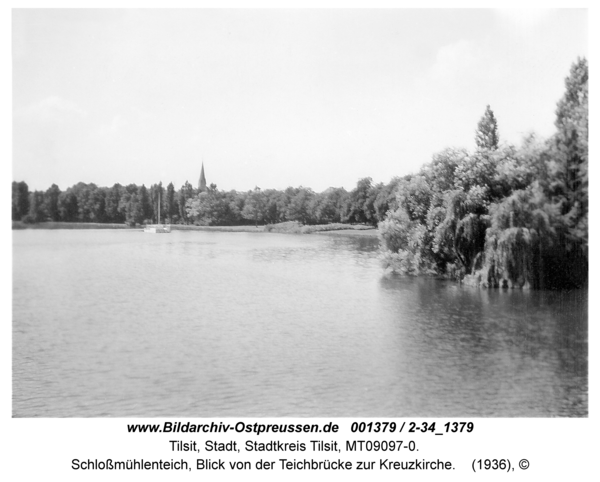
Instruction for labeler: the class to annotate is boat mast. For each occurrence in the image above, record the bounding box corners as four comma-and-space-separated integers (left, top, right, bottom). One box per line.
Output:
158, 190, 161, 224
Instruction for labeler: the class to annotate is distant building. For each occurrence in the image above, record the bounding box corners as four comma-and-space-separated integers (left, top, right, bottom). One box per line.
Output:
198, 163, 207, 192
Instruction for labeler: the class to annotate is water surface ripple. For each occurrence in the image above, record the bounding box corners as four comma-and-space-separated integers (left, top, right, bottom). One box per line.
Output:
13, 230, 587, 417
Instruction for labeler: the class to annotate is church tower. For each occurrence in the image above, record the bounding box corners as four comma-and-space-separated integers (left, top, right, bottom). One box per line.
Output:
198, 162, 207, 192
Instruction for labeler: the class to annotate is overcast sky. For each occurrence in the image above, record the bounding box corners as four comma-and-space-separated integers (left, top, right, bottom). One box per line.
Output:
12, 8, 587, 193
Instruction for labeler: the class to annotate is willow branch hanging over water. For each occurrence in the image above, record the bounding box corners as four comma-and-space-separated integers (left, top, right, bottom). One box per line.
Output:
380, 58, 588, 290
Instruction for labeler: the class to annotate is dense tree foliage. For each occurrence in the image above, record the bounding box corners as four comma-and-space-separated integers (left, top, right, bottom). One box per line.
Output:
241, 187, 267, 226
164, 182, 177, 223
12, 181, 30, 221
105, 183, 124, 223
186, 184, 241, 226
44, 184, 61, 222
12, 175, 383, 230
380, 58, 588, 289
26, 191, 46, 223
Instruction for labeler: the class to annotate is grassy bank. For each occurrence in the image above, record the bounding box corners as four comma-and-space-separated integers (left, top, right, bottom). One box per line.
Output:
264, 221, 377, 236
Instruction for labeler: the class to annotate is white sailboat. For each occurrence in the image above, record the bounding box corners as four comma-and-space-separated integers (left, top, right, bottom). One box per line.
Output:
144, 189, 171, 233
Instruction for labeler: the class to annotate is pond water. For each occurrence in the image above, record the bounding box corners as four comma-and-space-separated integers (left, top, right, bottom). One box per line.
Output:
12, 229, 587, 417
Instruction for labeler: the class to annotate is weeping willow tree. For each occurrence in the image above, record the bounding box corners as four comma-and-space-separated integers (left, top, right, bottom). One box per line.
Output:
473, 187, 557, 289
475, 58, 588, 290
380, 148, 496, 278
477, 183, 586, 289
432, 187, 489, 276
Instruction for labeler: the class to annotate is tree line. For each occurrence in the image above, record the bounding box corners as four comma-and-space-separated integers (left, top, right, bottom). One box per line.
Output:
12, 175, 399, 228
379, 58, 587, 290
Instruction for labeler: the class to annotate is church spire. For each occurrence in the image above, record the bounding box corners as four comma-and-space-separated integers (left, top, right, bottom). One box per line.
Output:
198, 162, 207, 192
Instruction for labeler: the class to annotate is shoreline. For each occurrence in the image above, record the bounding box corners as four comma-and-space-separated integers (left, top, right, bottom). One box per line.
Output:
12, 221, 379, 237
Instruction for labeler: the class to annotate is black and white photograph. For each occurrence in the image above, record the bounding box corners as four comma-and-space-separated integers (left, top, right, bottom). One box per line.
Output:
11, 7, 588, 423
